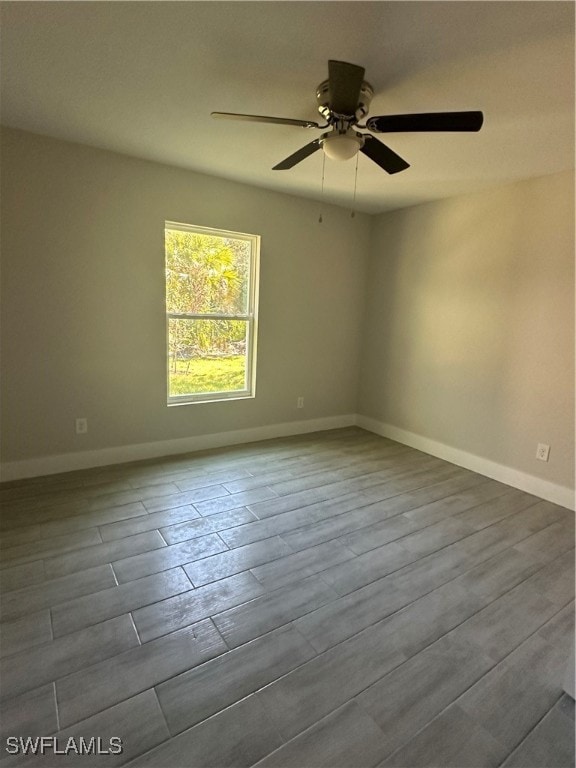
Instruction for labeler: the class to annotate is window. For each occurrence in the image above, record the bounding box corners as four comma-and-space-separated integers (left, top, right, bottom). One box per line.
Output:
165, 221, 260, 404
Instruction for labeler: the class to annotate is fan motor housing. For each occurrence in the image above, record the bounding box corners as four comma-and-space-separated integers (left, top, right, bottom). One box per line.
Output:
316, 78, 374, 123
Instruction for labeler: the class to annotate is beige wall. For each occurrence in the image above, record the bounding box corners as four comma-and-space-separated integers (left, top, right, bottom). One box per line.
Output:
359, 170, 575, 489
0, 128, 369, 462
2, 127, 574, 494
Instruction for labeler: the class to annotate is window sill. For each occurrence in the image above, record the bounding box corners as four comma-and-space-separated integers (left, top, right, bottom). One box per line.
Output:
167, 391, 255, 406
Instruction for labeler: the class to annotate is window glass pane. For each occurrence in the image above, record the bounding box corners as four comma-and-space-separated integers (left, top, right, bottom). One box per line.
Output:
165, 229, 250, 315
168, 318, 248, 397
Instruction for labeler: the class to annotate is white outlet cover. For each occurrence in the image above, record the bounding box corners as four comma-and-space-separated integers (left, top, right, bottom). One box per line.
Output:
536, 443, 550, 461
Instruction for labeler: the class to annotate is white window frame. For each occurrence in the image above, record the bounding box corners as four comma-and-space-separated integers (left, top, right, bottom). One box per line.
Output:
165, 221, 260, 406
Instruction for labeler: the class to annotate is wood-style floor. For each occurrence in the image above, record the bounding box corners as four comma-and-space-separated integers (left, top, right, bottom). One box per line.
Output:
0, 428, 574, 768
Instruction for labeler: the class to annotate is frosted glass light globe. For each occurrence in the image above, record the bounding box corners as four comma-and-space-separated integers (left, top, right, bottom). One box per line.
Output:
322, 133, 362, 161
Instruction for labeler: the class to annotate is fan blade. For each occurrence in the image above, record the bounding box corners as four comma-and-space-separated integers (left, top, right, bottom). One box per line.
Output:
366, 111, 484, 133
360, 135, 410, 174
328, 60, 365, 116
212, 112, 320, 129
273, 139, 323, 170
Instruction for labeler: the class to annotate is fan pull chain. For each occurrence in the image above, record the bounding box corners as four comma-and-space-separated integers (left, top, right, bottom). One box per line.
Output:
319, 152, 326, 223
351, 152, 359, 218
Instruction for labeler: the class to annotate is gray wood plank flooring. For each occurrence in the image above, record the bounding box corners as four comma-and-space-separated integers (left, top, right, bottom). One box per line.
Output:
0, 427, 573, 767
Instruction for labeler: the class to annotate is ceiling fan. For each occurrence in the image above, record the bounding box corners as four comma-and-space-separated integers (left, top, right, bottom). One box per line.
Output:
212, 60, 484, 174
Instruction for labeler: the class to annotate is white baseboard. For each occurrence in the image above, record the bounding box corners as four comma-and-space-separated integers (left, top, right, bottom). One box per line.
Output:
356, 415, 575, 512
3, 413, 574, 512
0, 414, 356, 482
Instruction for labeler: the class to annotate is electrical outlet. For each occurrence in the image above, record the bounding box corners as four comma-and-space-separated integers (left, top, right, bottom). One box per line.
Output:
297, 397, 304, 409
75, 418, 88, 435
536, 443, 550, 462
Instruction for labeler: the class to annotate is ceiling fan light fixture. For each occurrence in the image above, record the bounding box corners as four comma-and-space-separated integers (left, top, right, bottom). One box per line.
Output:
322, 132, 363, 161
212, 60, 483, 173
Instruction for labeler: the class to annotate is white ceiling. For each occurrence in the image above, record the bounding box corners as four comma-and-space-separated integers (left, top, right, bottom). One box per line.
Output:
1, 1, 574, 213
